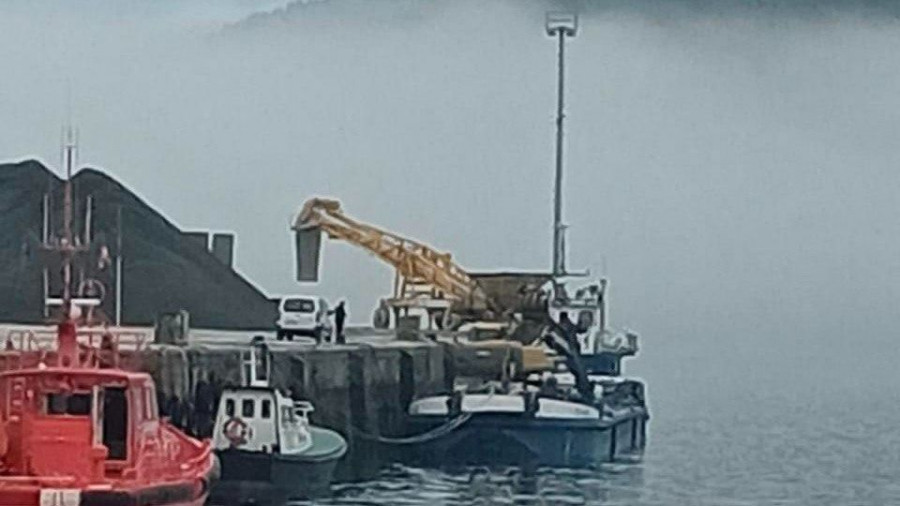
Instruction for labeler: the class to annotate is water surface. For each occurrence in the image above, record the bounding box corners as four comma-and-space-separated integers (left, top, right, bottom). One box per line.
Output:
302, 337, 900, 505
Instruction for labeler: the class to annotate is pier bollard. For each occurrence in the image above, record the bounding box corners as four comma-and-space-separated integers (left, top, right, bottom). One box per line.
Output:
447, 389, 463, 416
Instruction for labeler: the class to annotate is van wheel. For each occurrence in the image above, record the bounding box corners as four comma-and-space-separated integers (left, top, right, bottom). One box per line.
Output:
286, 332, 294, 341
276, 330, 286, 341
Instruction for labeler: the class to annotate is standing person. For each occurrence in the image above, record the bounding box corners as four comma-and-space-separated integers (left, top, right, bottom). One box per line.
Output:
167, 395, 184, 430
208, 372, 223, 413
557, 312, 582, 353
193, 373, 215, 438
329, 301, 347, 345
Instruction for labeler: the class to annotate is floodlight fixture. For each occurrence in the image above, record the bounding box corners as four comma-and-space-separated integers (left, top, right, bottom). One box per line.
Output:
546, 12, 578, 37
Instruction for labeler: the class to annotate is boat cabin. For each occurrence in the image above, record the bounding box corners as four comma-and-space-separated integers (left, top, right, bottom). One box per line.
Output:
212, 387, 314, 455
545, 278, 640, 376
0, 366, 190, 484
213, 341, 314, 455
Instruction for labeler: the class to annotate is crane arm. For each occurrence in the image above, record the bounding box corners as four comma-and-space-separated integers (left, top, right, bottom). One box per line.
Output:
292, 198, 490, 309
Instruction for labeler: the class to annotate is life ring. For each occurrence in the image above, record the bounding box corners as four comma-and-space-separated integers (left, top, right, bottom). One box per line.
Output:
222, 417, 252, 447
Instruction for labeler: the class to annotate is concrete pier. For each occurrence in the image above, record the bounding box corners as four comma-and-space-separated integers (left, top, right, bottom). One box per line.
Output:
0, 323, 514, 479
142, 329, 448, 480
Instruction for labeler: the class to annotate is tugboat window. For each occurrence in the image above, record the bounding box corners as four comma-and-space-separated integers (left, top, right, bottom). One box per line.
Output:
103, 387, 128, 460
261, 399, 271, 419
225, 399, 235, 417
46, 393, 91, 415
68, 393, 90, 415
47, 393, 68, 414
242, 399, 255, 418
578, 310, 594, 329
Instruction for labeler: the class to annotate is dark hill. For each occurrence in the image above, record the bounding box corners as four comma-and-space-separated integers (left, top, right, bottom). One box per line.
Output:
0, 159, 276, 329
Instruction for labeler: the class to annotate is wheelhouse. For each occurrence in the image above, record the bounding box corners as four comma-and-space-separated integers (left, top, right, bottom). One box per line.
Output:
212, 387, 314, 456
0, 367, 180, 483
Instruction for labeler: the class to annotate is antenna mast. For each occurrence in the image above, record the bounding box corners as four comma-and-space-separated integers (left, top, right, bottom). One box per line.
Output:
61, 126, 77, 314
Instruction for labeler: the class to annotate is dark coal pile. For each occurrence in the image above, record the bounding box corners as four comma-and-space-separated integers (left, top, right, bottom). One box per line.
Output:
0, 159, 276, 329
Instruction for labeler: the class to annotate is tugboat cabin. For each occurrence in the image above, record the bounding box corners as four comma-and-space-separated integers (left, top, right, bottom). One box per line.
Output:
212, 387, 314, 455
2, 368, 148, 476
208, 342, 347, 504
0, 366, 211, 504
211, 339, 314, 456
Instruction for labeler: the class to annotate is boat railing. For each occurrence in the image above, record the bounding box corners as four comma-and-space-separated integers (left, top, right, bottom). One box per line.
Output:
0, 475, 78, 487
3, 327, 150, 352
294, 400, 314, 421
2, 330, 45, 352
163, 421, 213, 473
120, 425, 210, 481
0, 327, 151, 371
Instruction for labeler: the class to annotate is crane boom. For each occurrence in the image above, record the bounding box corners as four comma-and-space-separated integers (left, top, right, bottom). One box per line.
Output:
292, 198, 492, 315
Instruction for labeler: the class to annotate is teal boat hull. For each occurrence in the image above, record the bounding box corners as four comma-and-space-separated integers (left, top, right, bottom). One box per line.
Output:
210, 426, 347, 505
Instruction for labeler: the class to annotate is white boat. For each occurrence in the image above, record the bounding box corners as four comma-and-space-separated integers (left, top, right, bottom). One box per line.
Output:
407, 372, 647, 467
406, 276, 648, 468
209, 342, 347, 504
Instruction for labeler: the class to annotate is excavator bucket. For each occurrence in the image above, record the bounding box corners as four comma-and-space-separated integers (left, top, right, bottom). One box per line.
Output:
295, 197, 341, 228
295, 227, 322, 282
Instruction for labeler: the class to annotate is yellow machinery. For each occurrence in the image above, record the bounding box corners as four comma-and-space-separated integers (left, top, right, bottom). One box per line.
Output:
291, 197, 555, 376
451, 339, 556, 378
292, 198, 496, 328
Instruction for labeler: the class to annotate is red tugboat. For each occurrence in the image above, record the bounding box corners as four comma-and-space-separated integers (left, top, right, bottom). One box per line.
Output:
0, 319, 216, 506
0, 133, 216, 505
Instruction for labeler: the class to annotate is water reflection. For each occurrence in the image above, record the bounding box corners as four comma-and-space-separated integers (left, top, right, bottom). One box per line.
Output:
293, 463, 645, 506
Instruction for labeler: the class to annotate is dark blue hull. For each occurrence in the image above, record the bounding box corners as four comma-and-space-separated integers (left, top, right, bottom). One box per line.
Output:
210, 448, 342, 505
406, 409, 648, 468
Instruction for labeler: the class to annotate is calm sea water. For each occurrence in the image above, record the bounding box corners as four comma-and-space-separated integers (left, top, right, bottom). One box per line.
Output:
298, 335, 900, 506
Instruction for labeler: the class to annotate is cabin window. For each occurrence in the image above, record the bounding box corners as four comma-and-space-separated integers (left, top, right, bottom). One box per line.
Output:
46, 393, 91, 416
103, 388, 128, 460
281, 406, 296, 423
261, 399, 272, 419
578, 310, 594, 329
242, 399, 255, 418
225, 399, 235, 417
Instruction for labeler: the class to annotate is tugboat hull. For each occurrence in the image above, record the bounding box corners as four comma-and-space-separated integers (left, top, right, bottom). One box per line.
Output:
406, 410, 648, 468
0, 485, 208, 506
210, 427, 346, 505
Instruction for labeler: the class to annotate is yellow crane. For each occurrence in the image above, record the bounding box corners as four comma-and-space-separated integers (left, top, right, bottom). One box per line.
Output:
292, 198, 496, 328
291, 197, 557, 376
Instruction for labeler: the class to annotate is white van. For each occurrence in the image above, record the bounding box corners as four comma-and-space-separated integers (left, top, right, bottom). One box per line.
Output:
276, 296, 332, 341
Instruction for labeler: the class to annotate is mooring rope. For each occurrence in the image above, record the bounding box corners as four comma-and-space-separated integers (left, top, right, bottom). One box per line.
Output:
350, 387, 501, 445
350, 412, 473, 445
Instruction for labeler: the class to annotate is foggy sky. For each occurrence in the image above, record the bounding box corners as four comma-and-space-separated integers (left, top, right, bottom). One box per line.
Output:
2, 0, 899, 395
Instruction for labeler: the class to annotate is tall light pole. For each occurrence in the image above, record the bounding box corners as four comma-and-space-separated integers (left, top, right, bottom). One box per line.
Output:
546, 12, 577, 278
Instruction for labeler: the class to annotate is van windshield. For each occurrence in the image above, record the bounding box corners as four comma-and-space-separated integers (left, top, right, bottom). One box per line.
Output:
283, 298, 315, 313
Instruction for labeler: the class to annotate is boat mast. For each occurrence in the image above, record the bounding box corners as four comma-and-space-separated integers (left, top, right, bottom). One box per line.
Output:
115, 205, 123, 326
61, 126, 77, 316
56, 126, 81, 366
546, 13, 578, 278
